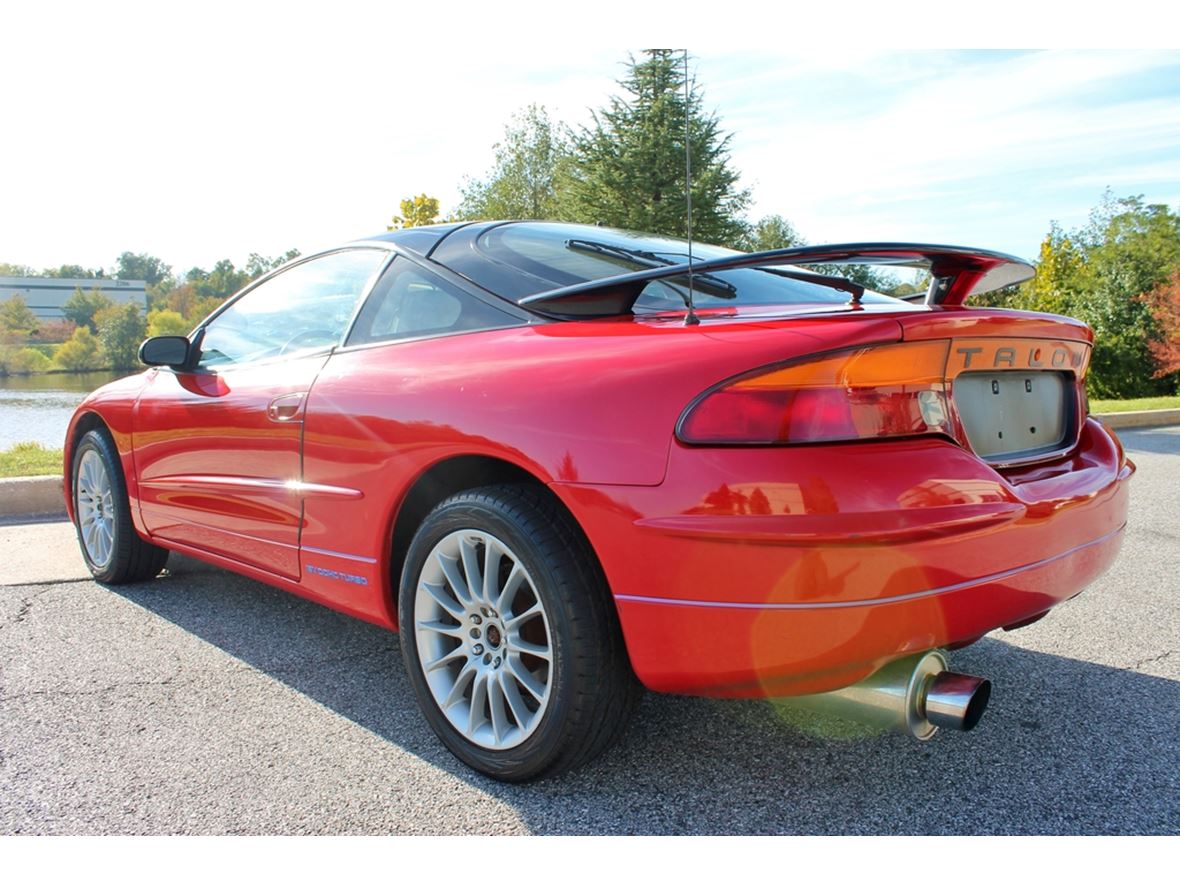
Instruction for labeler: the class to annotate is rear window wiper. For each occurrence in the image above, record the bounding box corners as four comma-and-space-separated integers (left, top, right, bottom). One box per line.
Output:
566, 238, 738, 299
755, 266, 866, 300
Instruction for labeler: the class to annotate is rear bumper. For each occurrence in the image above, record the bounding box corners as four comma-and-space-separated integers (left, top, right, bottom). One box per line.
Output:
553, 417, 1133, 698
612, 522, 1123, 697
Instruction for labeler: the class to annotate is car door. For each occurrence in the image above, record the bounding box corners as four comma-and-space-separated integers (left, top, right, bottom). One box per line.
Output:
132, 248, 390, 579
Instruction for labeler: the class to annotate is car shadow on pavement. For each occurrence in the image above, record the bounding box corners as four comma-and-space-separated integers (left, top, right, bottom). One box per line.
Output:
108, 555, 1179, 835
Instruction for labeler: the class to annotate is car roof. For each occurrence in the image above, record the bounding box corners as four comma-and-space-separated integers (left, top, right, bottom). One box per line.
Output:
364, 222, 475, 255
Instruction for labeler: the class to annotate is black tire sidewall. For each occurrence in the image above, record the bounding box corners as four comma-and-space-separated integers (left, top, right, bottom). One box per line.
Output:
398, 489, 589, 781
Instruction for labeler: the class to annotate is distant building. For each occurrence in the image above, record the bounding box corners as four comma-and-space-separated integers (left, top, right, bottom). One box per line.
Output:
0, 277, 147, 321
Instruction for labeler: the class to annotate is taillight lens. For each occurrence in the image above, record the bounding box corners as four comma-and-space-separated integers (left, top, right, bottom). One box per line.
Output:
678, 340, 953, 445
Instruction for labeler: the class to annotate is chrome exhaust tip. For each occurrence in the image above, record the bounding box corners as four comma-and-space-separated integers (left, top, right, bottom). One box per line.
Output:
786, 651, 991, 740
925, 671, 991, 732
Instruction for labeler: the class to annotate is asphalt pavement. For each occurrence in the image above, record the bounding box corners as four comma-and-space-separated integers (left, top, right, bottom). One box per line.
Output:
1, 428, 1178, 835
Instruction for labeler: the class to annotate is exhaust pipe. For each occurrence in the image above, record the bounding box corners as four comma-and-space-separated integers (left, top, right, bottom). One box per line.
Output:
787, 651, 990, 740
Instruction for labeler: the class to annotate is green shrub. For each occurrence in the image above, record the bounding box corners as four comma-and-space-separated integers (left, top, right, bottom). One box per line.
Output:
8, 347, 53, 374
53, 326, 105, 371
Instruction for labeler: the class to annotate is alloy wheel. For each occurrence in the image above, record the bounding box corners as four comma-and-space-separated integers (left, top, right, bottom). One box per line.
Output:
413, 529, 554, 750
76, 448, 115, 569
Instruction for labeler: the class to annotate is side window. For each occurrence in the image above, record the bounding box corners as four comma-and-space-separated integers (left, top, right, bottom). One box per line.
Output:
346, 258, 516, 346
198, 249, 387, 369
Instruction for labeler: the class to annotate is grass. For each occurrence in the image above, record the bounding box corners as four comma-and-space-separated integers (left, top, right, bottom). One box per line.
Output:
1091, 395, 1180, 414
0, 442, 64, 478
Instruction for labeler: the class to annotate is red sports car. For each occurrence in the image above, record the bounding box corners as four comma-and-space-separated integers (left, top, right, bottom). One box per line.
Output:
64, 221, 1133, 780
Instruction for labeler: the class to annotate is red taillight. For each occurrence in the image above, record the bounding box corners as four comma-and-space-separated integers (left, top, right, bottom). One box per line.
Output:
678, 341, 953, 445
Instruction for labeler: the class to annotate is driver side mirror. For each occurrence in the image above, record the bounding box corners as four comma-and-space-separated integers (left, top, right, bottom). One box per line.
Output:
138, 336, 193, 370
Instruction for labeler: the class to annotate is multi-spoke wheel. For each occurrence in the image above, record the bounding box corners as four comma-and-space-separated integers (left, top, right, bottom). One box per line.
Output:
71, 429, 169, 583
399, 484, 640, 781
415, 529, 553, 749
76, 447, 116, 570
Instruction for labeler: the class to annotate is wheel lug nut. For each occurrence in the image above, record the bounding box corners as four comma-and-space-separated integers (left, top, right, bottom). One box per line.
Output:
472, 644, 484, 655
480, 607, 489, 617
493, 657, 502, 668
470, 614, 482, 625
469, 627, 481, 639
483, 653, 492, 664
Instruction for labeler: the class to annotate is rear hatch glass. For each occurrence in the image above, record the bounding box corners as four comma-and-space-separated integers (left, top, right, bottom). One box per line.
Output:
472, 223, 907, 309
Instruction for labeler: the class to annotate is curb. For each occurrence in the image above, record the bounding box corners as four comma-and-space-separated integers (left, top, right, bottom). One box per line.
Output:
1095, 409, 1180, 430
0, 475, 66, 519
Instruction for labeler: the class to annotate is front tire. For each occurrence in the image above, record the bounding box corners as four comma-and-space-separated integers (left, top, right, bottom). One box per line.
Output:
72, 429, 169, 584
399, 484, 639, 781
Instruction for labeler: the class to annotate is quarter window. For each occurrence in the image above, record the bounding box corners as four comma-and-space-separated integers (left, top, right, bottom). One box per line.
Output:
198, 250, 387, 368
346, 258, 515, 346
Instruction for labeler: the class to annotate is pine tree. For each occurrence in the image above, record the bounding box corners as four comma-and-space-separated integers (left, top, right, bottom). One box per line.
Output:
562, 51, 750, 246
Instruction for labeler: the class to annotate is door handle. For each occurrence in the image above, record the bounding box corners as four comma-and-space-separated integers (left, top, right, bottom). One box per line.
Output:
267, 393, 305, 423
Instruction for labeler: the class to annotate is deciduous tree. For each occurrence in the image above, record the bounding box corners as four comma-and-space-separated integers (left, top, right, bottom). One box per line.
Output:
736, 215, 805, 252
981, 192, 1180, 397
94, 302, 147, 370
42, 264, 103, 279
245, 249, 301, 279
146, 309, 191, 338
1143, 270, 1180, 383
53, 326, 103, 371
457, 106, 569, 221
0, 295, 39, 334
31, 319, 77, 344
158, 283, 223, 323
116, 252, 172, 286
389, 194, 442, 230
61, 287, 114, 333
187, 260, 251, 300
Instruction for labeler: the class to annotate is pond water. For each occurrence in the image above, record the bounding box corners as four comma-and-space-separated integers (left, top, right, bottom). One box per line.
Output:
0, 372, 130, 450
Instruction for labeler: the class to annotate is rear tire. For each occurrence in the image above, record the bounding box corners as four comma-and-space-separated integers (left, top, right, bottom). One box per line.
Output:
398, 484, 640, 781
72, 429, 169, 584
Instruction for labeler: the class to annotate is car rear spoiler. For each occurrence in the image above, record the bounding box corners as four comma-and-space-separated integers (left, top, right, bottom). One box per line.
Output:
517, 243, 1035, 318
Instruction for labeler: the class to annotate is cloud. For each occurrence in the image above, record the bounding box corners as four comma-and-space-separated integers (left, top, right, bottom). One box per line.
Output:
707, 50, 1180, 253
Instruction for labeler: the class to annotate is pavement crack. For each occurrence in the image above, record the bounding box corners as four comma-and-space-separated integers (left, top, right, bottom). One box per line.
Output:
0, 577, 94, 589
0, 678, 191, 704
0, 654, 186, 703
1140, 529, 1180, 544
0, 586, 57, 631
1127, 650, 1174, 672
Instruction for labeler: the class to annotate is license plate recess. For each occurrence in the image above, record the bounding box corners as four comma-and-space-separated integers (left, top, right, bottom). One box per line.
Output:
952, 371, 1069, 460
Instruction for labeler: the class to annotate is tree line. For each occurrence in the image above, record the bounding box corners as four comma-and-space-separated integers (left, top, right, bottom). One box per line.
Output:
0, 249, 298, 374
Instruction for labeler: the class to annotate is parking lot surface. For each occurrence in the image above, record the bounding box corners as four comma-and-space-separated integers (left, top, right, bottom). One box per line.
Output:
1, 427, 1177, 835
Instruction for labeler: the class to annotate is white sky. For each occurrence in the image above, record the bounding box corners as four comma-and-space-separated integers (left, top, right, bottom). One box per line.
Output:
3, 1, 1179, 275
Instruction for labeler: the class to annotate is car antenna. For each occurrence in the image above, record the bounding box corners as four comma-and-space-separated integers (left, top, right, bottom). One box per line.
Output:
682, 48, 700, 327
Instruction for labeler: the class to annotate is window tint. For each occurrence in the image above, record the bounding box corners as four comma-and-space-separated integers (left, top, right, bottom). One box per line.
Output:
471, 223, 899, 308
198, 250, 387, 368
346, 258, 515, 346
